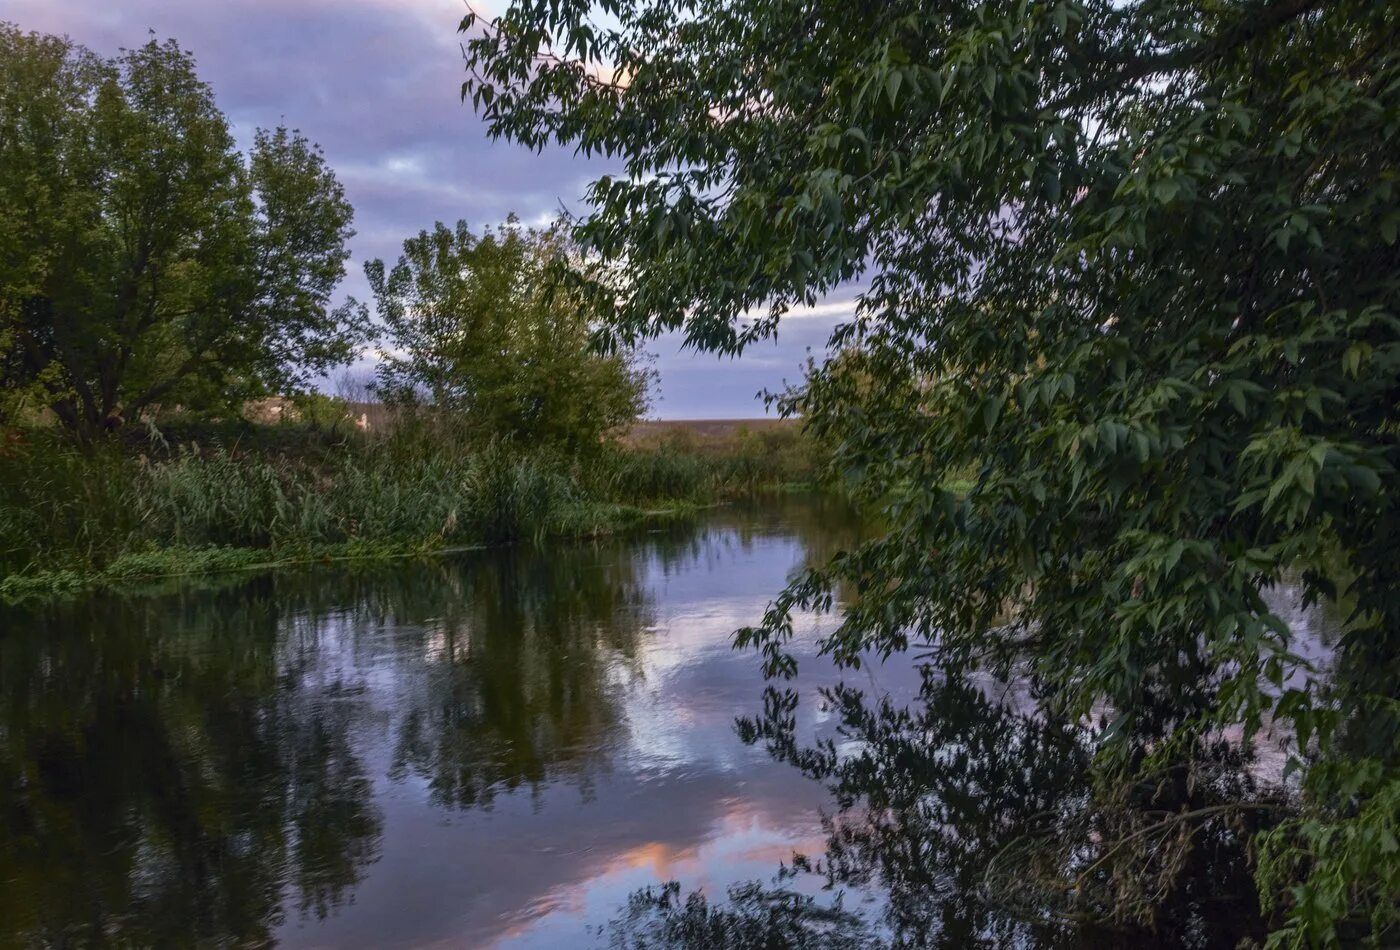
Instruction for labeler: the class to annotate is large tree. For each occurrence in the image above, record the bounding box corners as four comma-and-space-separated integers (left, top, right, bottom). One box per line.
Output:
366, 219, 649, 452
461, 0, 1399, 943
0, 26, 367, 436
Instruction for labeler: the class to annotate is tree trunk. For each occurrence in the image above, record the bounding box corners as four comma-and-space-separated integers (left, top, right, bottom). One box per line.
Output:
50, 390, 116, 442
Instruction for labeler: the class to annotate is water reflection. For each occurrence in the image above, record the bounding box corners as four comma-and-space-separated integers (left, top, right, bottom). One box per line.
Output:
609, 577, 1341, 950
0, 496, 866, 947
0, 584, 381, 946
702, 674, 1270, 949
0, 496, 1329, 948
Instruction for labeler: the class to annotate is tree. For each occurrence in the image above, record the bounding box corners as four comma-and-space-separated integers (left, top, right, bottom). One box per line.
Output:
366, 218, 649, 452
0, 27, 99, 429
0, 26, 368, 437
461, 0, 1400, 943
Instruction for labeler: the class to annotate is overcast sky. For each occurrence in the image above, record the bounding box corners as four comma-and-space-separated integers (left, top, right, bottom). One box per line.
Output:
4, 0, 853, 418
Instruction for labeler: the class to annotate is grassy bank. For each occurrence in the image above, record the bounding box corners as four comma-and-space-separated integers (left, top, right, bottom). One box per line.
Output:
0, 416, 820, 600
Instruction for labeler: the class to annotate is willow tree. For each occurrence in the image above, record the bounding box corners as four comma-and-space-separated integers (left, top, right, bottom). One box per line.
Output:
461, 0, 1399, 942
0, 27, 367, 436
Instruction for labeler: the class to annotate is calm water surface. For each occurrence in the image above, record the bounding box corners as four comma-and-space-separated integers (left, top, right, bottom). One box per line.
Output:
0, 497, 1342, 948
1, 497, 878, 947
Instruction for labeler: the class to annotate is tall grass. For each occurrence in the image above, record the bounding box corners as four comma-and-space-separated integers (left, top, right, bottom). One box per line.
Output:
593, 424, 821, 501
0, 439, 144, 575
0, 416, 820, 585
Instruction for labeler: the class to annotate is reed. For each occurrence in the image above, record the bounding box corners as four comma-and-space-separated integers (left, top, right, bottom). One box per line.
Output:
0, 417, 820, 592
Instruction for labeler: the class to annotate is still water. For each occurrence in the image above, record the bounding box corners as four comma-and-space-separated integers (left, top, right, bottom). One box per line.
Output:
0, 497, 1340, 948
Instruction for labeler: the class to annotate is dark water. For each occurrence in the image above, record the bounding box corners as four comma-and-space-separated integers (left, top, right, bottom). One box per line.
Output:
0, 497, 1341, 948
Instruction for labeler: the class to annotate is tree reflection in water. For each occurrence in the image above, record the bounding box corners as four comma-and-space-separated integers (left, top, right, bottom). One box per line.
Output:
0, 585, 382, 946
0, 497, 1288, 947
377, 543, 656, 809
611, 670, 1272, 949
0, 517, 673, 945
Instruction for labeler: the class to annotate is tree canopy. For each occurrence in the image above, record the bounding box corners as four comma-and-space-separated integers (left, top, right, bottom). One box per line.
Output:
461, 0, 1400, 942
0, 26, 367, 435
366, 219, 649, 452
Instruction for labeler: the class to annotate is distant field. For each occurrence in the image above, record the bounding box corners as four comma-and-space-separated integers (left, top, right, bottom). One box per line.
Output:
623, 417, 799, 445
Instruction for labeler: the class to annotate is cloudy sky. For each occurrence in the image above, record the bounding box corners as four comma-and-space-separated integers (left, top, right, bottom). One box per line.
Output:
5, 0, 853, 418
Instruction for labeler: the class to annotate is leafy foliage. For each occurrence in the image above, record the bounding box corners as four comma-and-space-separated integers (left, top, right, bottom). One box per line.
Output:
366, 218, 649, 453
0, 26, 367, 435
461, 0, 1400, 941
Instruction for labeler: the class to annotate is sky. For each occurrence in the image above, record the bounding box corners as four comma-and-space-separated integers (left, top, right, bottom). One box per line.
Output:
4, 0, 854, 418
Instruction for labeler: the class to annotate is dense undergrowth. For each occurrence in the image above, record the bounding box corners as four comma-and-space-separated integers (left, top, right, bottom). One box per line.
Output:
0, 416, 821, 599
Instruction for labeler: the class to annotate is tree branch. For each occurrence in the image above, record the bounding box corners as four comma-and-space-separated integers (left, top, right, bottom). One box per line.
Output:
1045, 0, 1327, 115
123, 351, 209, 419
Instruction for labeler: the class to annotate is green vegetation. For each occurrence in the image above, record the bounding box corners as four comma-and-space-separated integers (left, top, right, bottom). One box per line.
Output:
0, 24, 821, 600
463, 0, 1400, 944
612, 421, 821, 500
0, 26, 368, 437
367, 219, 649, 453
11, 0, 1394, 936
0, 416, 819, 599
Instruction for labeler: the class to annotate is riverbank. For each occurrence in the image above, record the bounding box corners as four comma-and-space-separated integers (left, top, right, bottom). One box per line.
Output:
0, 507, 694, 601
0, 417, 820, 601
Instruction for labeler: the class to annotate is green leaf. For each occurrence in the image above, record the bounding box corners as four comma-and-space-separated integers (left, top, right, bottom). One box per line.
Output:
886, 71, 902, 107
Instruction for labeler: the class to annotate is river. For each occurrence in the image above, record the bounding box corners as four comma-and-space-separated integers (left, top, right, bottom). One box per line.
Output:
0, 496, 1342, 948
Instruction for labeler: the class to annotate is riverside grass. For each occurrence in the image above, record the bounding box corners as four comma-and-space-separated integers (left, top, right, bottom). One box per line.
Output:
0, 419, 818, 600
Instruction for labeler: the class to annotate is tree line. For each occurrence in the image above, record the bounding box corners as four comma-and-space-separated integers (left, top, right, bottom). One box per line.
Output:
0, 24, 644, 447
